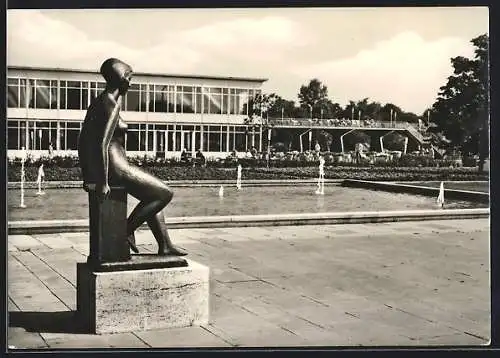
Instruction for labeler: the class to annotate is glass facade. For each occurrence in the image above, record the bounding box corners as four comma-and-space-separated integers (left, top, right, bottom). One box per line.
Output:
7, 72, 264, 155
7, 119, 259, 154
7, 76, 261, 116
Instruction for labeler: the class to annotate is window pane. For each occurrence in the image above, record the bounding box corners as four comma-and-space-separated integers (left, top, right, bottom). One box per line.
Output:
176, 91, 183, 113
66, 129, 79, 150
35, 80, 51, 109
209, 92, 222, 115
50, 80, 58, 109
147, 126, 154, 151
175, 131, 182, 151
81, 82, 89, 110
8, 82, 19, 107
27, 80, 35, 108
126, 84, 140, 111
140, 84, 148, 112
19, 80, 28, 108
223, 91, 229, 114
221, 132, 227, 152
166, 131, 174, 151
202, 131, 209, 152
19, 121, 27, 149
208, 132, 219, 151
37, 122, 50, 150
127, 130, 139, 150
59, 122, 66, 150
7, 121, 18, 150
60, 82, 67, 109
154, 86, 169, 112
66, 87, 80, 109
195, 87, 202, 113
182, 87, 194, 113
230, 90, 238, 115
235, 132, 246, 151
203, 89, 210, 114
238, 90, 248, 115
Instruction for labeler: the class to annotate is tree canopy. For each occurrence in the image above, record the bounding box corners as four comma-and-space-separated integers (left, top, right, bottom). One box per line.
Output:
244, 33, 489, 164
429, 34, 489, 159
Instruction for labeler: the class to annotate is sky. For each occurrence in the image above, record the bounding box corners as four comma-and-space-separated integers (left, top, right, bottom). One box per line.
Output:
7, 7, 488, 114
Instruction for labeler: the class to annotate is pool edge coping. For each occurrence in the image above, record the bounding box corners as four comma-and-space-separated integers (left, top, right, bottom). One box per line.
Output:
8, 208, 490, 235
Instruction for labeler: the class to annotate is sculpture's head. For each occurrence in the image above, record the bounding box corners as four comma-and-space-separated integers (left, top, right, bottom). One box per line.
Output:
100, 58, 133, 95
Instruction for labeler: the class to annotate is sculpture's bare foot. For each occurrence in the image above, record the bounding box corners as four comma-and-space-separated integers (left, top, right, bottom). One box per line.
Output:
158, 244, 188, 256
127, 234, 139, 253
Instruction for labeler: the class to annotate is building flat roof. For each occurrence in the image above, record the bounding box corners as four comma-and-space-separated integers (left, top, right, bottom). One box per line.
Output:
7, 65, 268, 83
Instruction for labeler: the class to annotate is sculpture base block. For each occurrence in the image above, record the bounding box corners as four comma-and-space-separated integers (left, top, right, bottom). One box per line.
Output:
77, 259, 209, 334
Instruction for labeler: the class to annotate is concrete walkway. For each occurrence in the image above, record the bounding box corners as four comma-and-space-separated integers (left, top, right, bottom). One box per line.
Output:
8, 219, 490, 348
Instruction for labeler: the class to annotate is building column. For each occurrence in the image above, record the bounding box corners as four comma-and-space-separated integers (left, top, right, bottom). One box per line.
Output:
200, 126, 204, 152
153, 126, 157, 156
259, 126, 263, 152
191, 130, 196, 156
172, 125, 177, 152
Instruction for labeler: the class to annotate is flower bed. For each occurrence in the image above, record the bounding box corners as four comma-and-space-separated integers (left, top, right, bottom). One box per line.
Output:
8, 164, 487, 182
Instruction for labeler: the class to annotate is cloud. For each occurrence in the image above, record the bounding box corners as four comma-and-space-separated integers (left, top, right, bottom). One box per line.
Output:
7, 10, 307, 76
8, 11, 483, 114
291, 31, 476, 113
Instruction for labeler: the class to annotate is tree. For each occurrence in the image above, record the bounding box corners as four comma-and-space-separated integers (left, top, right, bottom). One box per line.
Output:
298, 79, 329, 118
381, 103, 403, 123
316, 98, 343, 119
267, 96, 297, 119
430, 34, 489, 170
383, 132, 407, 151
245, 92, 278, 120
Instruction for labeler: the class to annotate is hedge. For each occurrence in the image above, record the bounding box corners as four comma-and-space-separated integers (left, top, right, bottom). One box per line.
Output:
8, 164, 487, 182
8, 153, 474, 169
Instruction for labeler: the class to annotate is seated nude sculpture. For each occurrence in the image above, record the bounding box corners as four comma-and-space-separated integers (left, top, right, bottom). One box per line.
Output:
78, 58, 187, 257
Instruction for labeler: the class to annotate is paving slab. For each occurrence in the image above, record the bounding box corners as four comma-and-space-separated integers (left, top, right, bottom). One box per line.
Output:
8, 235, 48, 251
135, 326, 232, 348
31, 234, 75, 249
8, 327, 48, 349
7, 219, 490, 348
42, 332, 150, 349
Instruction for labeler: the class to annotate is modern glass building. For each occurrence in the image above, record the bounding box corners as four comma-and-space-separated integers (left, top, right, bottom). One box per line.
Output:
7, 66, 267, 159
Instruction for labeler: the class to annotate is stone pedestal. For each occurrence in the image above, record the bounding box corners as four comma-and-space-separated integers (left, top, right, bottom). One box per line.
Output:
77, 258, 209, 334
87, 186, 130, 264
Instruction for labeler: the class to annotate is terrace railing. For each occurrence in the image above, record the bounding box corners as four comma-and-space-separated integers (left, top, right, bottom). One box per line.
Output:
266, 117, 426, 144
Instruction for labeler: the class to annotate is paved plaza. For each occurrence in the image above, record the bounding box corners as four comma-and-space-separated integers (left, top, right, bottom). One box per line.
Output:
8, 219, 490, 349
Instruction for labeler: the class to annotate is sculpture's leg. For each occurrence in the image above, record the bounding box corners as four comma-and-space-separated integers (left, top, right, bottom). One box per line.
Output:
126, 199, 166, 234
116, 161, 187, 256
147, 211, 187, 256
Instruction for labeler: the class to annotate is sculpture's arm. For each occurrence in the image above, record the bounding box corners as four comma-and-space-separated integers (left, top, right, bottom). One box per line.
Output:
99, 94, 122, 192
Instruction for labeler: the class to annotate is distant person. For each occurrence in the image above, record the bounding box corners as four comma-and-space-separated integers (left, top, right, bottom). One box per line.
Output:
48, 142, 54, 157
180, 148, 189, 163
195, 149, 206, 167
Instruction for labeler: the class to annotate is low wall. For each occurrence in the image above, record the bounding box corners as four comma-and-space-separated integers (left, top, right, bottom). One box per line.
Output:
341, 179, 489, 204
8, 208, 489, 235
8, 179, 342, 189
